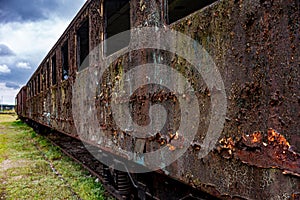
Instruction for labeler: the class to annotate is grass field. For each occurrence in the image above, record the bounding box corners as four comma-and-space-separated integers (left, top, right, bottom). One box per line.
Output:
0, 114, 111, 200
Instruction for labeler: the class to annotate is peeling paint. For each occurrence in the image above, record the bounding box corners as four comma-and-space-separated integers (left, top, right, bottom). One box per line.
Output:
16, 0, 300, 199
218, 128, 300, 177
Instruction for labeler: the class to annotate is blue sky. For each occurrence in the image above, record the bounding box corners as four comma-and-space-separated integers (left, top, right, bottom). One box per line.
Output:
0, 0, 86, 104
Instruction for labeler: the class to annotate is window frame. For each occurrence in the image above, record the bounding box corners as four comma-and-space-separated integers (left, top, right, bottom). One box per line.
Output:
61, 40, 69, 81
51, 55, 57, 86
76, 19, 90, 71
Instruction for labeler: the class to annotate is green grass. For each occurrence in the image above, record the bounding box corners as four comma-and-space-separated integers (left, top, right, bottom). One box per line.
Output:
0, 114, 112, 200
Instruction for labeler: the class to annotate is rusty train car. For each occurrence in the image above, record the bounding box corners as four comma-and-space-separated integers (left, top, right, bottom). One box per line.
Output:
16, 0, 299, 199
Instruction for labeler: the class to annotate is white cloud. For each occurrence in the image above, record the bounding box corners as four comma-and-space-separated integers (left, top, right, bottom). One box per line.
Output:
0, 82, 20, 105
0, 0, 86, 105
0, 17, 75, 93
16, 61, 31, 69
0, 18, 71, 65
0, 64, 11, 73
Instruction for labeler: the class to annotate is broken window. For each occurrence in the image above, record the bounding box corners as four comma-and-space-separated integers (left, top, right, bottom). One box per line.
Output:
77, 19, 89, 71
61, 41, 69, 80
52, 55, 57, 85
104, 0, 130, 55
168, 0, 217, 24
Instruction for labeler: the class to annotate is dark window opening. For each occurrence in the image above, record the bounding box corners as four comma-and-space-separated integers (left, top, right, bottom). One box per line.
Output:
168, 0, 217, 24
30, 82, 32, 97
77, 19, 89, 71
46, 62, 50, 88
31, 82, 33, 97
33, 79, 36, 96
38, 75, 40, 93
104, 0, 130, 55
41, 69, 44, 91
61, 41, 69, 80
51, 55, 57, 85
32, 79, 35, 96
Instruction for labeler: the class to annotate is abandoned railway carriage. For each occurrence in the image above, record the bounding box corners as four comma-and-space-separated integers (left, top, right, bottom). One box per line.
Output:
16, 0, 299, 199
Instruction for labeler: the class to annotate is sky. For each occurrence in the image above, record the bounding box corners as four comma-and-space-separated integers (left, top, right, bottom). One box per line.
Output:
0, 0, 86, 105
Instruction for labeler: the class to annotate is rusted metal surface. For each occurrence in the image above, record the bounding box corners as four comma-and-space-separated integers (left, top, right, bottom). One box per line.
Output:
218, 128, 300, 176
17, 0, 299, 199
23, 0, 100, 134
165, 0, 300, 198
16, 86, 27, 116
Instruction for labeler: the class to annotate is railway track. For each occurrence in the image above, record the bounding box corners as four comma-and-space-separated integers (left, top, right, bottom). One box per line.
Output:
43, 131, 129, 200
34, 127, 216, 200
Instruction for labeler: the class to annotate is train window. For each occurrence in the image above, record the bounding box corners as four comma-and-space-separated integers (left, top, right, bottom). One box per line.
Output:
29, 82, 32, 97
31, 80, 34, 96
104, 0, 130, 55
41, 69, 44, 92
35, 77, 37, 94
30, 82, 32, 97
28, 83, 30, 98
46, 61, 50, 88
35, 77, 38, 95
30, 81, 34, 97
38, 74, 41, 93
77, 19, 89, 71
33, 78, 36, 96
51, 55, 57, 85
61, 41, 69, 80
168, 0, 217, 24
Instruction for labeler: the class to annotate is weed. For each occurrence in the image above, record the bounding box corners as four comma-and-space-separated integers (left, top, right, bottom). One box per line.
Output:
0, 115, 111, 200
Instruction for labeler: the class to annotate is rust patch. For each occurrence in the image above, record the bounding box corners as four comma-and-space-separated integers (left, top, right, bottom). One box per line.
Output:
218, 128, 300, 177
217, 137, 235, 159
291, 193, 300, 200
